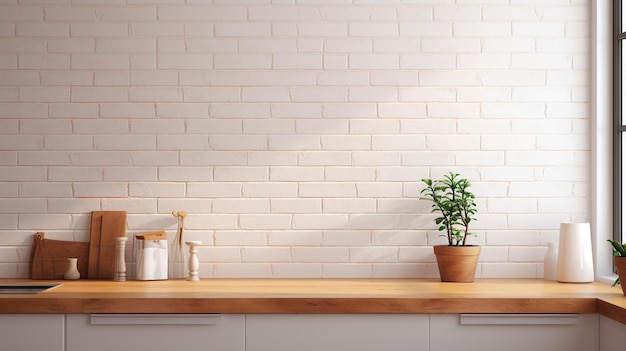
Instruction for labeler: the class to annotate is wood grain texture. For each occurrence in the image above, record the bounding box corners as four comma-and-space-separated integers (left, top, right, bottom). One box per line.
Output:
29, 232, 89, 280
0, 278, 623, 323
88, 211, 126, 280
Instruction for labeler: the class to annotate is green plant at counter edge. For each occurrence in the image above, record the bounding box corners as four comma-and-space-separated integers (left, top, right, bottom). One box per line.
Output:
608, 239, 626, 286
420, 172, 477, 246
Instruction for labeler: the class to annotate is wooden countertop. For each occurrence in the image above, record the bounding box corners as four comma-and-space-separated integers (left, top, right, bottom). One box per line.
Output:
1, 278, 625, 323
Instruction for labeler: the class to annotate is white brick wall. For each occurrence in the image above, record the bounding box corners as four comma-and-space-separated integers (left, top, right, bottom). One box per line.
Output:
0, 1, 591, 279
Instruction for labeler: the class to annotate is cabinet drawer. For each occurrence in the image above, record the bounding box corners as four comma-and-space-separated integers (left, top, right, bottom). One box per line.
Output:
66, 314, 244, 351
0, 314, 64, 351
246, 314, 429, 351
430, 314, 599, 351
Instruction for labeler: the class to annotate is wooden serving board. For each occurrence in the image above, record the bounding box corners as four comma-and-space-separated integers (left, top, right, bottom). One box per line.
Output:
29, 232, 89, 280
88, 211, 127, 280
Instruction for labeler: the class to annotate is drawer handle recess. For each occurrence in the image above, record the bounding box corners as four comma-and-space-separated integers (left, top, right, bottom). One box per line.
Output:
89, 314, 222, 325
460, 314, 579, 325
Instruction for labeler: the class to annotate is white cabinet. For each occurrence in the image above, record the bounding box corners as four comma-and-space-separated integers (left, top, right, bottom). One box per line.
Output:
430, 314, 599, 351
246, 314, 429, 351
66, 314, 244, 351
0, 314, 64, 351
599, 315, 626, 351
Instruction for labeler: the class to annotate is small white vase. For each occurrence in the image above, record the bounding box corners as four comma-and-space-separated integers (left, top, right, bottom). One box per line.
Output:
544, 242, 558, 281
556, 223, 594, 283
64, 257, 80, 280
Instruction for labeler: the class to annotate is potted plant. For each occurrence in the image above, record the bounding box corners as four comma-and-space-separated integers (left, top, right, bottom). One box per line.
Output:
607, 239, 626, 295
421, 172, 479, 282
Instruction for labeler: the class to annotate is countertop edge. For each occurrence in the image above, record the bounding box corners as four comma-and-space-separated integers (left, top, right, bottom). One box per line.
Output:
0, 278, 623, 324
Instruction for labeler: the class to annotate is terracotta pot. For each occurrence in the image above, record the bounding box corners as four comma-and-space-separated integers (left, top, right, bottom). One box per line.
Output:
614, 256, 626, 296
433, 245, 481, 282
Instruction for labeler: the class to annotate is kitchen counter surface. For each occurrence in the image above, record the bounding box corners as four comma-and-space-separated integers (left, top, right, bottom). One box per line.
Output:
0, 278, 625, 322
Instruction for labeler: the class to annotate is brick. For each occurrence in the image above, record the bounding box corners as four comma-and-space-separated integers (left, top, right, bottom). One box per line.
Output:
131, 120, 184, 134
269, 166, 324, 181
299, 151, 351, 166
0, 87, 17, 102
321, 135, 370, 150
71, 87, 128, 103
157, 5, 246, 21
241, 87, 290, 102
274, 54, 322, 69
0, 54, 16, 69
213, 199, 270, 214
422, 38, 481, 53
350, 247, 398, 263
16, 23, 69, 37
100, 103, 155, 118
299, 183, 356, 198
0, 199, 46, 214
71, 23, 128, 37
48, 166, 101, 181
184, 87, 241, 103
40, 71, 93, 86
19, 87, 69, 102
298, 23, 348, 37
428, 103, 480, 118
271, 199, 322, 214
0, 135, 43, 150
47, 38, 95, 53
248, 150, 298, 166
20, 119, 72, 134
19, 54, 69, 69
349, 54, 399, 69
94, 70, 130, 86
180, 150, 248, 166
352, 151, 400, 166
128, 182, 185, 198
184, 25, 215, 38
483, 38, 536, 53
324, 38, 372, 53
95, 7, 157, 21
323, 198, 376, 213
0, 6, 42, 21
242, 247, 291, 262
214, 232, 267, 246
131, 23, 184, 37
351, 120, 398, 135
240, 215, 292, 230
457, 53, 511, 69
215, 23, 271, 37
291, 247, 350, 262
187, 183, 242, 198
214, 167, 269, 182
156, 103, 209, 118
96, 38, 155, 53
250, 6, 321, 21
210, 135, 267, 151
239, 38, 296, 53
129, 87, 183, 102
512, 53, 572, 69
73, 182, 128, 198
102, 167, 157, 182
94, 135, 156, 150
158, 53, 212, 69
157, 134, 209, 150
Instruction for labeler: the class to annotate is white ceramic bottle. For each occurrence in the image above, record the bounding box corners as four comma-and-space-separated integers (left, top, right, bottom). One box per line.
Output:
544, 242, 558, 281
556, 222, 594, 283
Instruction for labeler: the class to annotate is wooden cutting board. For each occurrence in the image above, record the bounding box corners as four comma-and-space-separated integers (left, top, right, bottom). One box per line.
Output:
29, 232, 90, 280
88, 211, 127, 280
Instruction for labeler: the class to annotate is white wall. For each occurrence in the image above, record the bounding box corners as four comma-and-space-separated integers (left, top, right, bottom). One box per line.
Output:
0, 0, 591, 279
